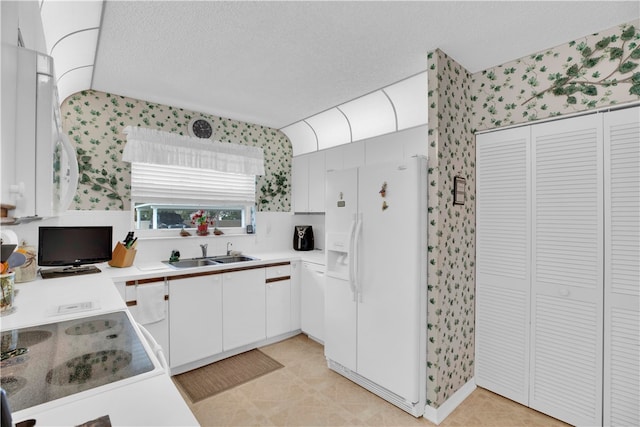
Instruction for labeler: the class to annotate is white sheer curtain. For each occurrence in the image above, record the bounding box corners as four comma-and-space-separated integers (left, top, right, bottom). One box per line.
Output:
122, 126, 265, 175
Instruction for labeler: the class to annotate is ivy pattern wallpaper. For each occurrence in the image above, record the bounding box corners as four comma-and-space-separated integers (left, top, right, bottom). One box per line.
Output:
60, 90, 292, 211
473, 20, 640, 131
57, 19, 638, 413
426, 49, 475, 408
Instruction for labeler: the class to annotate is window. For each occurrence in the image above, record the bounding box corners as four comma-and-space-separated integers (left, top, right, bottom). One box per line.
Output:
134, 203, 246, 230
130, 163, 256, 233
122, 126, 264, 235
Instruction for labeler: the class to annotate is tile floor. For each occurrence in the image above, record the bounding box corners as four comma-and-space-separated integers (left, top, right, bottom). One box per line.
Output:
173, 334, 569, 426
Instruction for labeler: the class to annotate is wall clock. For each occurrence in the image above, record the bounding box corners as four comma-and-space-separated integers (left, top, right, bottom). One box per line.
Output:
188, 118, 214, 139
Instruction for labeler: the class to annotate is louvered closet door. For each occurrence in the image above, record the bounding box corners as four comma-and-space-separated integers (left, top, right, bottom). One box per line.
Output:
603, 107, 640, 427
530, 115, 603, 426
475, 127, 530, 405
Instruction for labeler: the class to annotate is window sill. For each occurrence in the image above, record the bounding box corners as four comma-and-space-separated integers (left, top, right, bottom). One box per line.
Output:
135, 228, 254, 240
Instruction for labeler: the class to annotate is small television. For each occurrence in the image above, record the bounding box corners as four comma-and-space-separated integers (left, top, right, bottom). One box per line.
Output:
38, 226, 113, 278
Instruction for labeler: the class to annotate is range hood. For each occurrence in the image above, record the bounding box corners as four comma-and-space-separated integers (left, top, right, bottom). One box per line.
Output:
281, 71, 427, 156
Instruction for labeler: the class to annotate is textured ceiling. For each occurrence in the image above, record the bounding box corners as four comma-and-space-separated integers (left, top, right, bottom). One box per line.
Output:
92, 1, 639, 129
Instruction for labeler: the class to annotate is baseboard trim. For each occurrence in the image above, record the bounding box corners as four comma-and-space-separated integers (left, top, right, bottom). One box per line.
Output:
423, 378, 476, 425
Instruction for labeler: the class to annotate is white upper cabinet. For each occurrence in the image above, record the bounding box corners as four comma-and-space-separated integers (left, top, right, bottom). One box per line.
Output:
325, 141, 365, 172
292, 151, 325, 213
364, 125, 428, 166
307, 152, 326, 213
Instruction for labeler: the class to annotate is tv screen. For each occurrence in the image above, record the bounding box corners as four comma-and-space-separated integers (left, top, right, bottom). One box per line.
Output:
38, 226, 113, 268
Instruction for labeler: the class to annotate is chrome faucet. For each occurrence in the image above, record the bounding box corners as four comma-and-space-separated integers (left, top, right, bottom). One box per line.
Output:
200, 244, 208, 258
226, 242, 232, 256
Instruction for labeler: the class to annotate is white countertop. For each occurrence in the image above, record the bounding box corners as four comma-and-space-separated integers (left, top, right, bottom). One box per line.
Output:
1, 266, 199, 426
104, 248, 326, 282
2, 249, 323, 426
15, 374, 196, 427
1, 273, 125, 331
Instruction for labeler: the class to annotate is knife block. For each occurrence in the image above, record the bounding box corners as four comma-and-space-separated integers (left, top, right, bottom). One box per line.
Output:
108, 242, 136, 268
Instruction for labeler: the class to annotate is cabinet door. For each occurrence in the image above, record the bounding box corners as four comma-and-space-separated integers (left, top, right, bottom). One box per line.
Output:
325, 146, 344, 171
475, 127, 531, 406
326, 142, 365, 172
308, 151, 326, 212
169, 274, 222, 368
290, 261, 301, 330
342, 141, 365, 169
530, 115, 603, 426
603, 107, 640, 427
301, 262, 325, 341
266, 279, 291, 338
292, 155, 309, 213
222, 268, 266, 350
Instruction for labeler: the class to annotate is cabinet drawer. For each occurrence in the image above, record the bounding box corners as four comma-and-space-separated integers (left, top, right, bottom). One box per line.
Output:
266, 264, 291, 280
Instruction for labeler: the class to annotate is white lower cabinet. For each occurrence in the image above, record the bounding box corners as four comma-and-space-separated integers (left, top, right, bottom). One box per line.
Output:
292, 151, 326, 213
169, 274, 223, 368
266, 279, 291, 338
222, 268, 266, 350
266, 264, 292, 338
164, 261, 301, 371
301, 261, 325, 342
290, 261, 301, 330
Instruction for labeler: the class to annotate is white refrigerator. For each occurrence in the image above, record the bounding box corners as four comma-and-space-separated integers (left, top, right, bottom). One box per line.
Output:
324, 156, 427, 417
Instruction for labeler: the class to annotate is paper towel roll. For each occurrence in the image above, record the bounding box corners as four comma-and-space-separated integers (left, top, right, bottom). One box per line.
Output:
0, 230, 18, 246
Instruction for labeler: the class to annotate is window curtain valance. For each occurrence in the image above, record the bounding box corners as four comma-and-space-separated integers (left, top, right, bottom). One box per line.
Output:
122, 126, 265, 175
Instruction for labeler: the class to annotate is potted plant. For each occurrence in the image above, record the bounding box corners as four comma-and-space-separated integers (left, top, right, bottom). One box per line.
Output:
190, 210, 214, 236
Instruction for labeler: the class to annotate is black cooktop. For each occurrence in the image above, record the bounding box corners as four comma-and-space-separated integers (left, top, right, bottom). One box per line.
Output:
0, 311, 155, 412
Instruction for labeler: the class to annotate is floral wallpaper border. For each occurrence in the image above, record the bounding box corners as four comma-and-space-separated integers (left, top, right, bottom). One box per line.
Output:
61, 90, 292, 212
473, 20, 640, 131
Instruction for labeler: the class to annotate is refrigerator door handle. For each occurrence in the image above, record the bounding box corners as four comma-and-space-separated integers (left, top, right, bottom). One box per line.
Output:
353, 213, 363, 302
347, 215, 357, 300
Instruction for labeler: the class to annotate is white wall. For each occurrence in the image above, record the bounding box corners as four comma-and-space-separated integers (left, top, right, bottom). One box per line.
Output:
5, 210, 298, 264
292, 214, 325, 251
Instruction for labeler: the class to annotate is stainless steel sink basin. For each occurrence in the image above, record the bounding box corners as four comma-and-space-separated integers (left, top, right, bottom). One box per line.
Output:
163, 258, 218, 269
163, 255, 257, 269
209, 255, 257, 264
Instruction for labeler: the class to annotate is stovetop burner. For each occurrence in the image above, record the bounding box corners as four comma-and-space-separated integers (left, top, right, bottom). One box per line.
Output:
1, 376, 26, 395
65, 319, 120, 336
46, 350, 132, 385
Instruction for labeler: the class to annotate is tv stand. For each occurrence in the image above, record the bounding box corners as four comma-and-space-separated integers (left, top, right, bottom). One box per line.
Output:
40, 265, 102, 279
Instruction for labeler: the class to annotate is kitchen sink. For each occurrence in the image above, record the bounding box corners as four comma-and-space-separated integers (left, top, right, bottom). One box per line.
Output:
162, 255, 257, 269
163, 258, 218, 269
209, 255, 257, 264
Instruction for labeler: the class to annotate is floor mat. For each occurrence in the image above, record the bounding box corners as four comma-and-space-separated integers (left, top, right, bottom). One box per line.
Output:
173, 349, 284, 402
